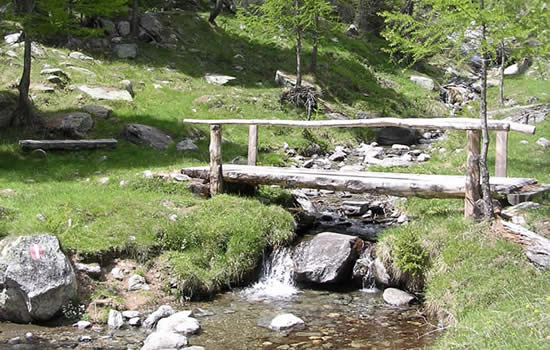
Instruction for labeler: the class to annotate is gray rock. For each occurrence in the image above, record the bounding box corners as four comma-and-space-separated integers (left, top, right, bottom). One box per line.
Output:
536, 137, 550, 148
114, 44, 137, 59
82, 105, 112, 119
74, 263, 101, 278
382, 288, 415, 306
122, 124, 173, 150
120, 80, 134, 97
128, 274, 149, 291
108, 310, 124, 329
156, 311, 200, 335
204, 73, 236, 85
47, 75, 65, 86
293, 232, 363, 284
346, 24, 359, 36
372, 257, 391, 286
79, 335, 92, 342
40, 68, 69, 80
140, 13, 163, 42
100, 18, 117, 36
184, 347, 205, 350
111, 267, 124, 280
339, 165, 364, 172
117, 21, 131, 37
0, 234, 77, 323
4, 32, 22, 45
376, 127, 417, 146
69, 51, 94, 61
122, 310, 140, 319
176, 139, 198, 151
143, 305, 175, 329
129, 317, 141, 326
141, 331, 187, 350
410, 75, 435, 90
68, 66, 95, 76
328, 151, 346, 162
269, 313, 305, 332
78, 85, 133, 101
8, 337, 21, 345
59, 112, 94, 138
302, 159, 314, 168
73, 320, 92, 330
417, 153, 431, 162
275, 70, 315, 89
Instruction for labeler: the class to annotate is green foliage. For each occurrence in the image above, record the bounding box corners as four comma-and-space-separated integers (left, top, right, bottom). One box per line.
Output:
392, 228, 429, 277
161, 195, 295, 298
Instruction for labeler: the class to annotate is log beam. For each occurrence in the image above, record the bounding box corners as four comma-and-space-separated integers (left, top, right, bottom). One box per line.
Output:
495, 131, 508, 178
248, 124, 258, 166
209, 124, 223, 195
465, 130, 481, 219
19, 139, 117, 151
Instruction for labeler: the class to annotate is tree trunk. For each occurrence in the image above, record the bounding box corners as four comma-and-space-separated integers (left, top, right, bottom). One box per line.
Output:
296, 28, 303, 88
499, 43, 505, 107
402, 0, 414, 15
355, 0, 368, 31
479, 1, 495, 220
131, 0, 139, 38
10, 32, 41, 128
209, 0, 224, 25
309, 14, 319, 73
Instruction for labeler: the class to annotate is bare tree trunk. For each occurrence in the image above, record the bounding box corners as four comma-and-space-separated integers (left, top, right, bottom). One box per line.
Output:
355, 0, 368, 31
131, 0, 139, 38
296, 28, 303, 88
309, 14, 319, 73
479, 1, 495, 220
499, 43, 505, 107
209, 0, 224, 25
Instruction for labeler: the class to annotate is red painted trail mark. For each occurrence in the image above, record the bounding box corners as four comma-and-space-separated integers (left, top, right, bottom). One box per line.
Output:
29, 244, 43, 260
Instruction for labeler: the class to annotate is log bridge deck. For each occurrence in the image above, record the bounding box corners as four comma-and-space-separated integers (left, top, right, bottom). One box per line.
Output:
182, 117, 537, 218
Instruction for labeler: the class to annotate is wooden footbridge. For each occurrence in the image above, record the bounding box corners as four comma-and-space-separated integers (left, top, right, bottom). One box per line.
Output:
182, 117, 537, 218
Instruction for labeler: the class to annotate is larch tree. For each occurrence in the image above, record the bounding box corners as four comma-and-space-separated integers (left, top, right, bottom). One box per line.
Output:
2, 0, 127, 129
381, 0, 547, 220
244, 0, 333, 88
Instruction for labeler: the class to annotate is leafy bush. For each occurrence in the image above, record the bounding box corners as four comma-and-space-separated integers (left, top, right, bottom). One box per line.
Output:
392, 229, 429, 277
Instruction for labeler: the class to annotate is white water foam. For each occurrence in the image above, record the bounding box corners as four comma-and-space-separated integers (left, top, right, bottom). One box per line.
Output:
359, 245, 379, 294
241, 247, 299, 301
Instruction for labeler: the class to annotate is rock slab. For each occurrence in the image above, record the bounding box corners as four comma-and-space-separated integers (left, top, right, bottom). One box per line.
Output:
122, 123, 173, 150
141, 331, 187, 350
269, 313, 305, 331
382, 288, 415, 306
0, 234, 77, 323
156, 311, 199, 335
293, 232, 363, 284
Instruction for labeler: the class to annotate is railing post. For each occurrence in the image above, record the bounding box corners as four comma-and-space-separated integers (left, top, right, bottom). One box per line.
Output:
495, 131, 508, 177
465, 130, 481, 219
248, 125, 258, 166
209, 124, 223, 195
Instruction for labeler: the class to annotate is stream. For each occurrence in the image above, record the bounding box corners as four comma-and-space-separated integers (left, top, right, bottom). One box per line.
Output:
0, 134, 444, 349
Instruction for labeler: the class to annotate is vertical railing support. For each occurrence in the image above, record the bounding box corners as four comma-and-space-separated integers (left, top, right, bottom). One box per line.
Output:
248, 125, 258, 166
209, 124, 223, 195
465, 130, 481, 219
495, 131, 508, 178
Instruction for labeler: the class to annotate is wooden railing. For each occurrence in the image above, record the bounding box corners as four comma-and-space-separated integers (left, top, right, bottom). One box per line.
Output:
183, 118, 535, 218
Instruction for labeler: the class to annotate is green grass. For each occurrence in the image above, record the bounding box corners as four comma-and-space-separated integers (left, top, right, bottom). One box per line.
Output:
375, 75, 550, 349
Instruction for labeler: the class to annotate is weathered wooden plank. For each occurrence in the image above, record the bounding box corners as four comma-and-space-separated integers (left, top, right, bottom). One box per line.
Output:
183, 117, 536, 135
181, 165, 536, 199
495, 131, 508, 178
465, 130, 481, 218
248, 125, 258, 166
19, 139, 118, 151
209, 125, 223, 195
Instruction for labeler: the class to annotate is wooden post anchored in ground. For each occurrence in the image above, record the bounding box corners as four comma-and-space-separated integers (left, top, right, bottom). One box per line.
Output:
495, 131, 508, 178
465, 130, 481, 218
248, 125, 258, 166
209, 124, 223, 195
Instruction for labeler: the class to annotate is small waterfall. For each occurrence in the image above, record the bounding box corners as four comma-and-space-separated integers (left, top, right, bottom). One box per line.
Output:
241, 247, 299, 301
359, 245, 378, 293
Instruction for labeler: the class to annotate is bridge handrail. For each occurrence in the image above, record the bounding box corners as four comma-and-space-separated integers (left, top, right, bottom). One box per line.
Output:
183, 117, 535, 135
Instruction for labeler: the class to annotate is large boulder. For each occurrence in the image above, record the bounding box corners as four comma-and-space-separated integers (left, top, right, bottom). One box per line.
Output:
293, 232, 363, 284
122, 124, 173, 150
141, 331, 187, 350
0, 234, 77, 323
156, 311, 200, 335
410, 75, 435, 91
376, 127, 418, 146
78, 85, 133, 102
114, 44, 137, 59
140, 13, 163, 42
59, 112, 94, 138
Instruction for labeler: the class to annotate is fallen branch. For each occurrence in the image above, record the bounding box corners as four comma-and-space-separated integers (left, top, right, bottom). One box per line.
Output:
497, 220, 550, 269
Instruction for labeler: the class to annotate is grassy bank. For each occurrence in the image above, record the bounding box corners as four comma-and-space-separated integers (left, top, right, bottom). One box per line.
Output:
377, 76, 550, 349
